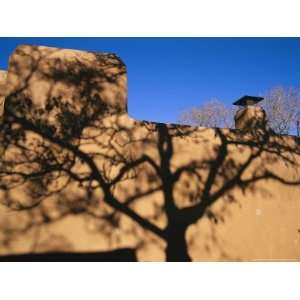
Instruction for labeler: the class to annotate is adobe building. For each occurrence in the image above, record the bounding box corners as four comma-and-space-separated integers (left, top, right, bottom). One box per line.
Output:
0, 45, 299, 261
0, 70, 6, 121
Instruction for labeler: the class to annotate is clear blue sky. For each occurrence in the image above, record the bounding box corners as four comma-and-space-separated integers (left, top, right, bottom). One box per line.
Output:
0, 38, 300, 123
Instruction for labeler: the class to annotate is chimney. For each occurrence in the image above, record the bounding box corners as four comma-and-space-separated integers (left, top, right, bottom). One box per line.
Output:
233, 95, 267, 131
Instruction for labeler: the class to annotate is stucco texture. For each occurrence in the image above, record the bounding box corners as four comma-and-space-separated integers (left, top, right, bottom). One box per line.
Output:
0, 45, 299, 261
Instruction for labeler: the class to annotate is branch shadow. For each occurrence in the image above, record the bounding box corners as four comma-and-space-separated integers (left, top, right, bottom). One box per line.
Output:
0, 45, 300, 261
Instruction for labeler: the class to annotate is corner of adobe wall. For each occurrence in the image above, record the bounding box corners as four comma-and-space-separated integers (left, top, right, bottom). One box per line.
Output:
3, 44, 128, 118
0, 69, 7, 119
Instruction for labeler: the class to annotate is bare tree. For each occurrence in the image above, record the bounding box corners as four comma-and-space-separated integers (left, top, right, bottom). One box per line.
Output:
178, 87, 300, 136
178, 99, 235, 129
262, 87, 300, 135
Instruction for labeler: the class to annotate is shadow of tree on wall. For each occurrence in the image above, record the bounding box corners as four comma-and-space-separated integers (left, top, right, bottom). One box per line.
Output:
0, 45, 300, 261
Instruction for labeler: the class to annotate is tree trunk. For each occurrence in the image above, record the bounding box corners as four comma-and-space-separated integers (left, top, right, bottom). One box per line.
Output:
165, 226, 191, 262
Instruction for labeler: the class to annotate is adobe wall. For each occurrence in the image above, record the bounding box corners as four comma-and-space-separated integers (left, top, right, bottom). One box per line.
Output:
0, 45, 299, 261
0, 70, 6, 121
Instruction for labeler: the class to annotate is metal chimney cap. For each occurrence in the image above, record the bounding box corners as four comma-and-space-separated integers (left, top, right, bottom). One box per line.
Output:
233, 95, 264, 106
